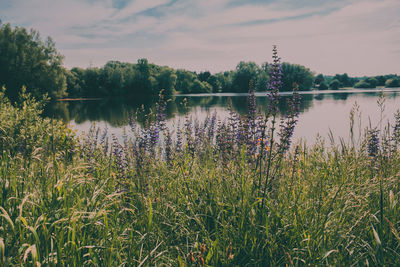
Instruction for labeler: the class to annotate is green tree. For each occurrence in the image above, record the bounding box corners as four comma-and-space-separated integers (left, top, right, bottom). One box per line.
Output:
329, 79, 341, 90
314, 74, 325, 86
385, 77, 400, 88
354, 80, 372, 88
319, 82, 329, 90
218, 71, 234, 92
198, 71, 211, 82
156, 67, 177, 96
175, 70, 197, 94
255, 71, 269, 91
232, 61, 260, 92
365, 77, 378, 88
281, 63, 314, 91
0, 22, 67, 100
207, 75, 222, 93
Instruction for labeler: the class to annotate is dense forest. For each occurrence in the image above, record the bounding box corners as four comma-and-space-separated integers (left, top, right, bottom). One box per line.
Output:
1, 22, 399, 100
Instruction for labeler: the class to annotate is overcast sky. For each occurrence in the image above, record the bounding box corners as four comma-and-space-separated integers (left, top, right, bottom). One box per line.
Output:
1, 0, 399, 76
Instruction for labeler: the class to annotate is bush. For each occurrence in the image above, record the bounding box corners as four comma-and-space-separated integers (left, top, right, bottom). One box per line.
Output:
318, 82, 329, 90
354, 80, 375, 88
0, 86, 75, 158
329, 79, 341, 90
385, 77, 400, 88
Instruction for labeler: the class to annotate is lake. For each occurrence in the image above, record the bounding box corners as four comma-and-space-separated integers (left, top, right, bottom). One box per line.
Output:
44, 88, 400, 144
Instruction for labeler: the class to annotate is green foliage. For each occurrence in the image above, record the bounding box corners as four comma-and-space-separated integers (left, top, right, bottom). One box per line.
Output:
329, 79, 341, 90
281, 62, 315, 91
232, 61, 261, 92
314, 73, 325, 86
318, 81, 329, 90
175, 69, 198, 93
0, 22, 67, 101
333, 73, 354, 87
385, 77, 400, 88
66, 60, 178, 97
0, 87, 75, 158
354, 79, 377, 89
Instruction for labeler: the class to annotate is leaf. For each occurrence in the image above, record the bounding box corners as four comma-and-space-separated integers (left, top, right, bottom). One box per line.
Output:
206, 239, 218, 264
322, 249, 338, 260
0, 206, 15, 233
385, 217, 400, 242
0, 237, 5, 264
371, 224, 381, 246
148, 198, 153, 230
177, 255, 185, 267
23, 244, 37, 263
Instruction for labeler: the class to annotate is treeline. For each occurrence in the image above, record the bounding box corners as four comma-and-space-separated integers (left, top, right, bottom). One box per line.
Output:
1, 22, 399, 101
313, 73, 400, 90
66, 60, 315, 97
0, 22, 315, 99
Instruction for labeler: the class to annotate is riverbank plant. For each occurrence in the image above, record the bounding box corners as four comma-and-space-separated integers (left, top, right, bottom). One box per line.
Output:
1, 48, 400, 266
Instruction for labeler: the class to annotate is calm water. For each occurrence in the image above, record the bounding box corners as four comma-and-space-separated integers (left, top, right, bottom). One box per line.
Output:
44, 88, 400, 144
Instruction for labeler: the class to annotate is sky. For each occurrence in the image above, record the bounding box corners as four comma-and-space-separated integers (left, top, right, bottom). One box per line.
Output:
1, 0, 399, 76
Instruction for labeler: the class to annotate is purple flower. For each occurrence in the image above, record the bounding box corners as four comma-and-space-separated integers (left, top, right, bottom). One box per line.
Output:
367, 128, 380, 157
267, 45, 282, 116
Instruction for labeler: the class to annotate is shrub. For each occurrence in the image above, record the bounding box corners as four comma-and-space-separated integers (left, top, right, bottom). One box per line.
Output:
354, 80, 375, 88
0, 86, 75, 158
385, 77, 400, 88
329, 79, 341, 90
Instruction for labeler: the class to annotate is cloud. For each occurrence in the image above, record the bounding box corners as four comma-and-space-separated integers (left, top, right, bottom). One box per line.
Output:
1, 0, 399, 76
112, 0, 170, 19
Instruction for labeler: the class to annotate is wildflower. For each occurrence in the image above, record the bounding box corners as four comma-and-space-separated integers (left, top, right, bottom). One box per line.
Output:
367, 128, 380, 157
393, 110, 400, 149
164, 128, 173, 164
188, 252, 195, 263
267, 45, 282, 116
198, 253, 205, 265
277, 83, 300, 154
226, 242, 234, 261
200, 244, 206, 254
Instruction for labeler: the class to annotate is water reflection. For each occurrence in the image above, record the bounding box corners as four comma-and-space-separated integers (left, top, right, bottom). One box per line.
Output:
43, 89, 400, 143
44, 94, 318, 126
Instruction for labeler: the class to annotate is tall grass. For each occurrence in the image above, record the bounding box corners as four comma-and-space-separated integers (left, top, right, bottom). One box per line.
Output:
1, 61, 400, 265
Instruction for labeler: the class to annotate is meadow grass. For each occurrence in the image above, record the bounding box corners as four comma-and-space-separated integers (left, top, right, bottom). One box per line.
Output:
1, 68, 400, 265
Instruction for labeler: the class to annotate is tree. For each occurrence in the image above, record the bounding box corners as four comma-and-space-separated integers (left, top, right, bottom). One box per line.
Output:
339, 73, 351, 87
232, 61, 260, 93
318, 82, 328, 90
314, 74, 325, 86
198, 71, 211, 82
365, 77, 378, 88
281, 63, 314, 91
0, 22, 67, 100
329, 79, 341, 90
385, 77, 400, 88
207, 75, 222, 93
354, 80, 372, 88
156, 67, 177, 96
255, 71, 269, 91
375, 75, 387, 86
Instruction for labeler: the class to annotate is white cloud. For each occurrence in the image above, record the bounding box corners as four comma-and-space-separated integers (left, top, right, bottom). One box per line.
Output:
148, 0, 400, 76
112, 0, 170, 19
2, 0, 399, 76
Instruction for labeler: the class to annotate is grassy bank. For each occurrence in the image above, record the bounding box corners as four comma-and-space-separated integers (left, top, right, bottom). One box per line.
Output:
1, 85, 400, 266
